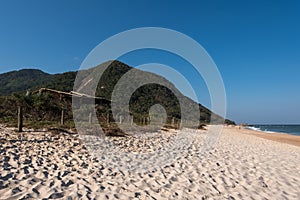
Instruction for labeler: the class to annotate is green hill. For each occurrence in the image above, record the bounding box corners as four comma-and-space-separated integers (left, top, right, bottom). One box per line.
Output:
0, 69, 77, 96
0, 69, 52, 95
0, 61, 235, 127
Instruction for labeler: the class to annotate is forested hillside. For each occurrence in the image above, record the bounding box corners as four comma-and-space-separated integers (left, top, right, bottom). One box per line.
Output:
0, 61, 235, 128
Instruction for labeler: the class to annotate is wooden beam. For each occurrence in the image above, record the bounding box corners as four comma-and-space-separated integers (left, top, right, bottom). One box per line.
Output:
33, 87, 111, 102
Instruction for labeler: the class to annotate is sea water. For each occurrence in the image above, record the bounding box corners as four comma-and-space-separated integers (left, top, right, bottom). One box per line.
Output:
247, 125, 300, 136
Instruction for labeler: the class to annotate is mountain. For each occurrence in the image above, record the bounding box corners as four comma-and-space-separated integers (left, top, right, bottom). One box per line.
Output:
0, 69, 51, 95
0, 69, 77, 96
0, 61, 235, 125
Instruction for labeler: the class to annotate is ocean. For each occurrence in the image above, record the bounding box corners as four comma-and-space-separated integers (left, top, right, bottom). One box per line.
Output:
247, 125, 300, 136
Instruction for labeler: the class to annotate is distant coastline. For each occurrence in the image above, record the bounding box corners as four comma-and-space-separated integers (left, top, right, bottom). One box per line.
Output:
247, 124, 300, 136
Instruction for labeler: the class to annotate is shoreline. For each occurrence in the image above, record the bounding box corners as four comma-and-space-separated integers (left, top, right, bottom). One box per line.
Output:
227, 125, 300, 147
246, 125, 300, 136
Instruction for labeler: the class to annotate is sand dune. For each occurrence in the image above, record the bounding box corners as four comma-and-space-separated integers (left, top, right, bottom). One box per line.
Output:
0, 125, 299, 199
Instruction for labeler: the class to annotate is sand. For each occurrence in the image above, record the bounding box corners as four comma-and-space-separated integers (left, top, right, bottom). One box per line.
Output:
0, 124, 299, 199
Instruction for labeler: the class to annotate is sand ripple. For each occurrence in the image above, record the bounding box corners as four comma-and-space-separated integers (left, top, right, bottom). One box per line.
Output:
0, 125, 299, 199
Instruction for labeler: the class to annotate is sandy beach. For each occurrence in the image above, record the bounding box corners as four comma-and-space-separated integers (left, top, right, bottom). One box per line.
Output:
0, 125, 299, 199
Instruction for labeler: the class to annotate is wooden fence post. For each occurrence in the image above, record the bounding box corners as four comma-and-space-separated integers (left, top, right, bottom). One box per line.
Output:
61, 109, 65, 125
107, 113, 110, 124
89, 112, 92, 124
177, 121, 181, 129
18, 106, 23, 132
131, 116, 133, 125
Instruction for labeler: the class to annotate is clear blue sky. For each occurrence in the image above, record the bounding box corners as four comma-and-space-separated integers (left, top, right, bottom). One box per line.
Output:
0, 0, 299, 124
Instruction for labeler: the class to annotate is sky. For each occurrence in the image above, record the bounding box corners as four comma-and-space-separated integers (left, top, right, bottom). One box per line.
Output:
0, 0, 299, 124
